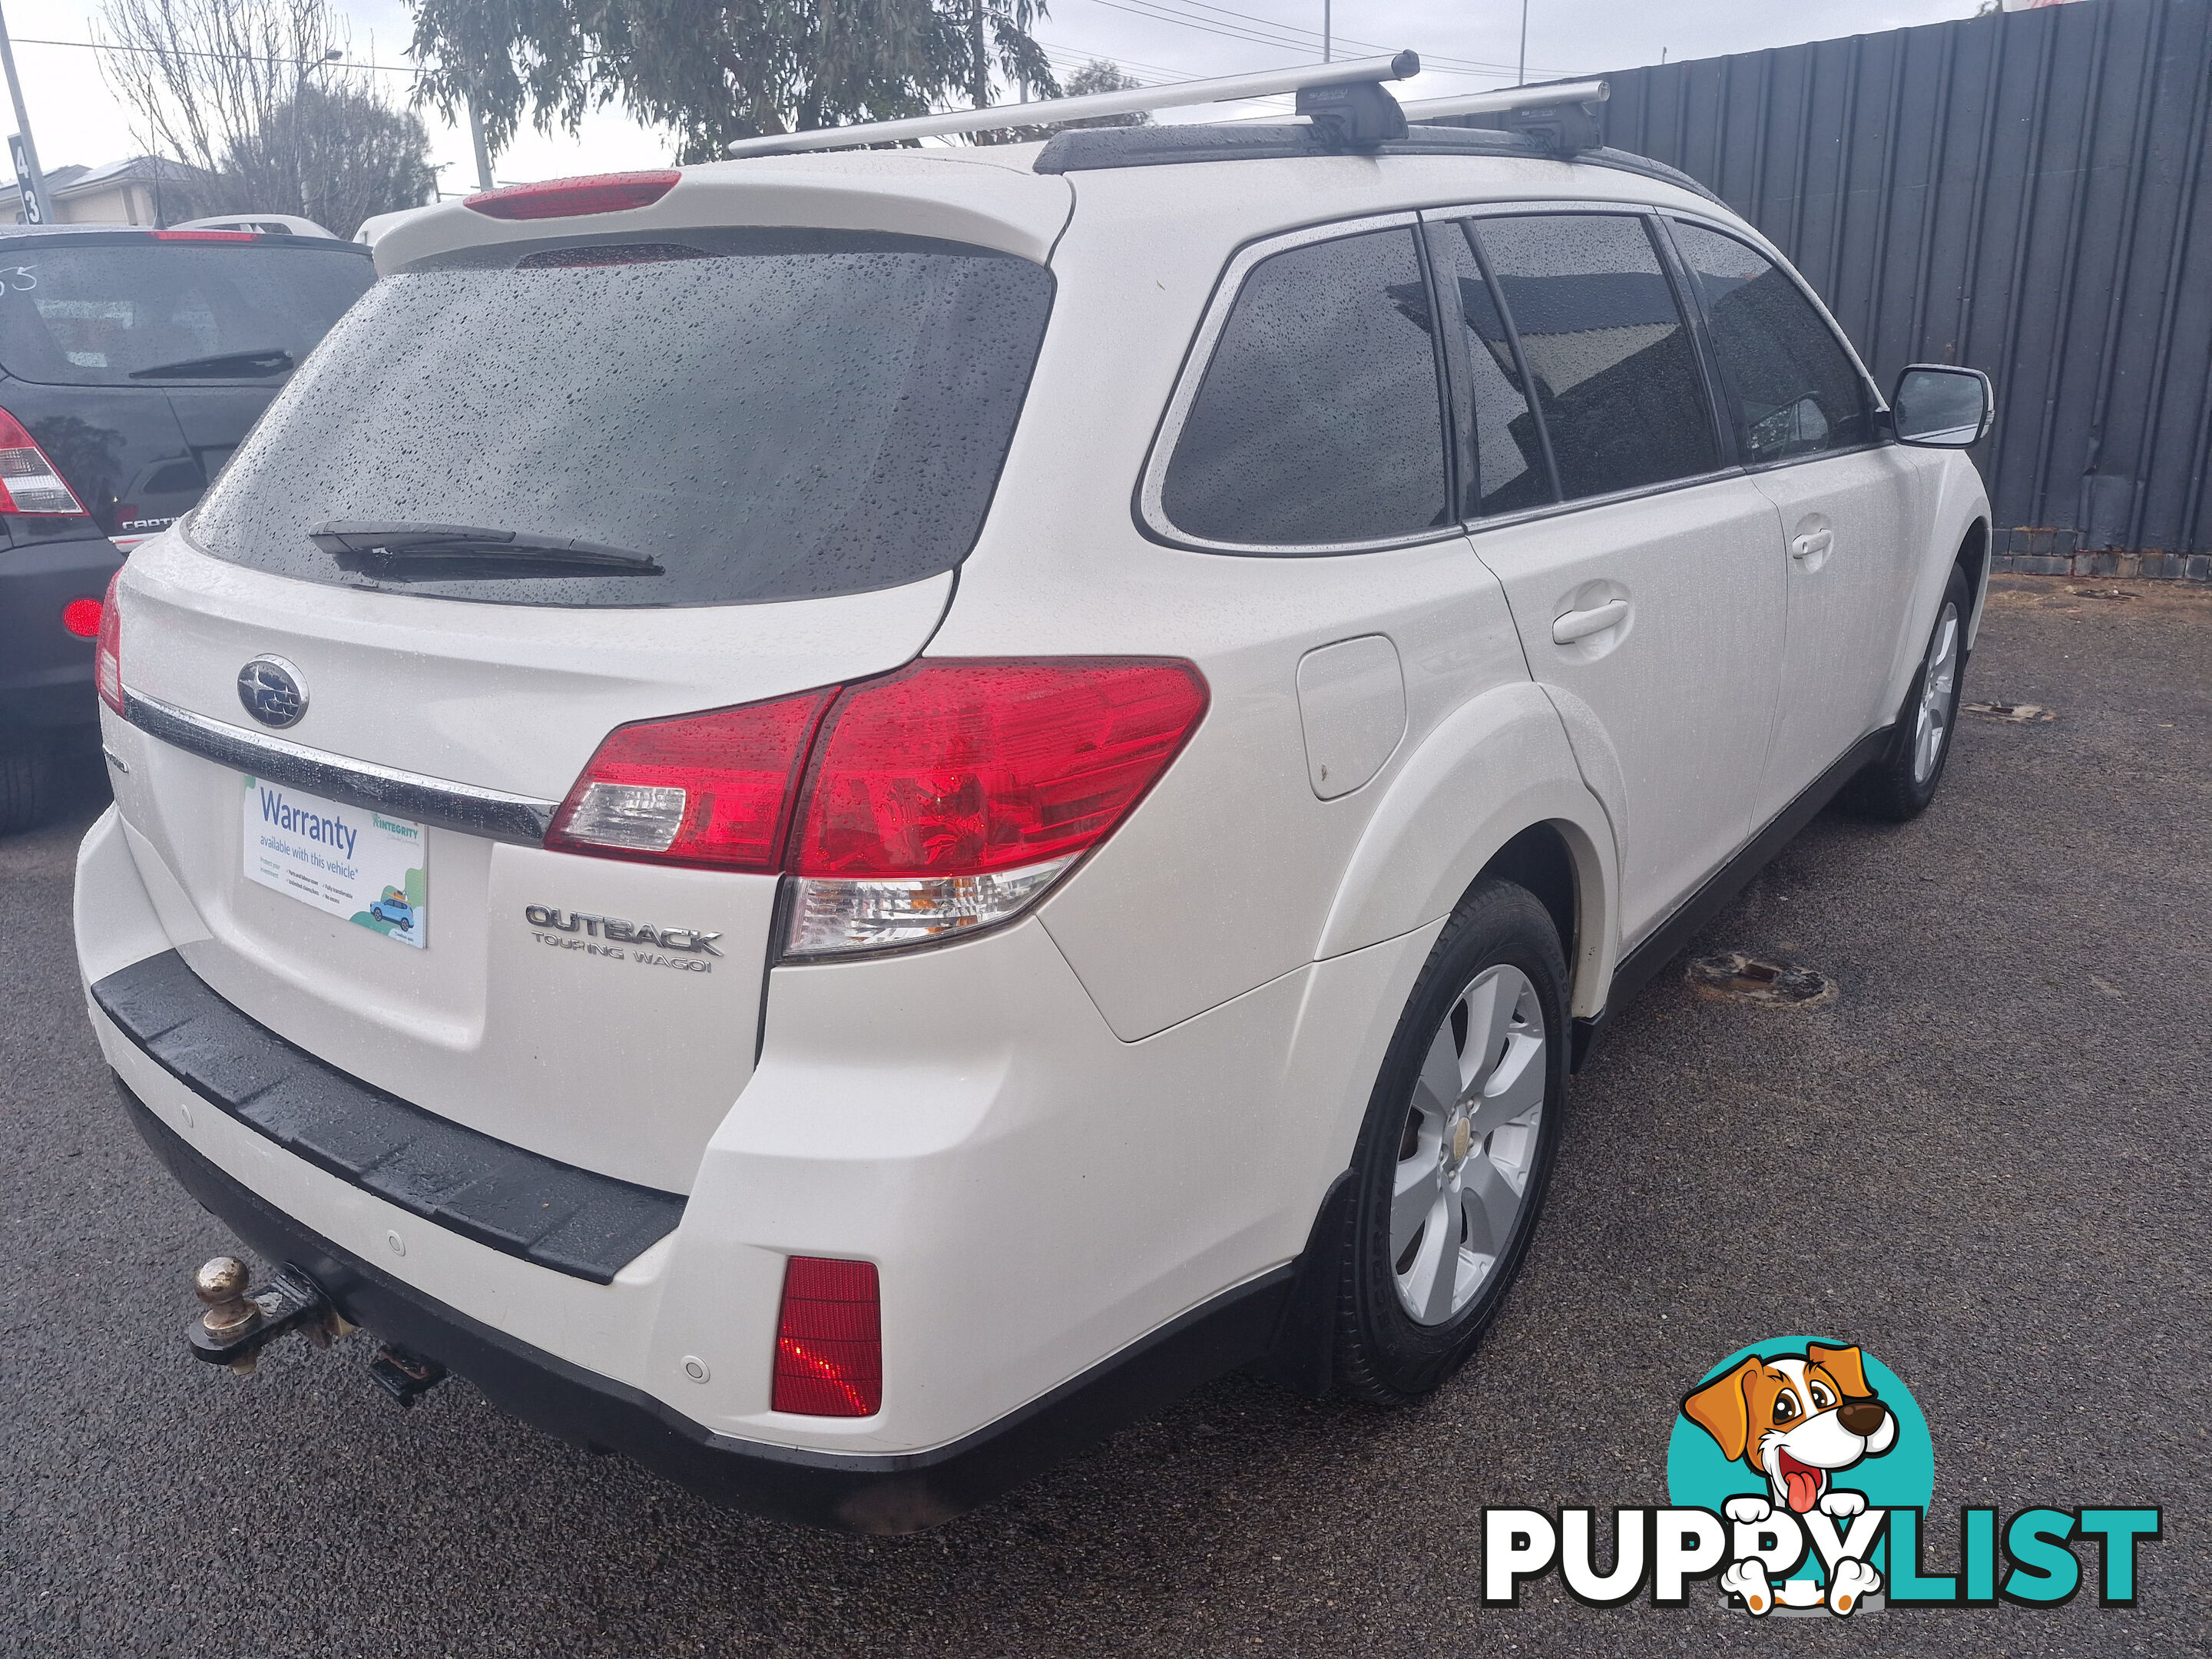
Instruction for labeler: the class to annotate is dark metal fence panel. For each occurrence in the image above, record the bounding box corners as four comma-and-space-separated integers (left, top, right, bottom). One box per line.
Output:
1488, 0, 2212, 572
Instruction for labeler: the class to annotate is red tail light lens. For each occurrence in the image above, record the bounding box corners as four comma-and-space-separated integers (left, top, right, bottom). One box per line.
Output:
545, 689, 837, 871
0, 407, 88, 515
151, 228, 256, 241
793, 660, 1209, 876
465, 171, 681, 220
546, 659, 1207, 954
772, 1257, 882, 1417
95, 565, 124, 714
61, 597, 104, 638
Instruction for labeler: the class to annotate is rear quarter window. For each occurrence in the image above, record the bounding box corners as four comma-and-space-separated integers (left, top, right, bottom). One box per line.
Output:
187, 229, 1055, 608
1157, 226, 1449, 549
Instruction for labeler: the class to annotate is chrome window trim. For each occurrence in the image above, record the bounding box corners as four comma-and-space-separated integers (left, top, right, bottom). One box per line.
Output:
1137, 210, 1466, 558
121, 688, 558, 846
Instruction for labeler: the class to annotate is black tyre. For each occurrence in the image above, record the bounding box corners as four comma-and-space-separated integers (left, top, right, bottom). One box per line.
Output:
1333, 879, 1569, 1403
0, 740, 54, 837
1839, 564, 1972, 823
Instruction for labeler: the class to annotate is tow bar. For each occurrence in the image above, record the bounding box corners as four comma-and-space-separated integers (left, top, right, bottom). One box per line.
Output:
189, 1256, 449, 1406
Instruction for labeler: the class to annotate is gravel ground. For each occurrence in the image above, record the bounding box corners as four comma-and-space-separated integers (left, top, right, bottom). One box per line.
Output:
2, 575, 2206, 1657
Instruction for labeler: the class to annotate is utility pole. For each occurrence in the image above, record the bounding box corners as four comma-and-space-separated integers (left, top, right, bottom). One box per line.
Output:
1517, 0, 1528, 85
465, 95, 495, 192
0, 0, 51, 224
970, 0, 989, 108
1323, 0, 1332, 63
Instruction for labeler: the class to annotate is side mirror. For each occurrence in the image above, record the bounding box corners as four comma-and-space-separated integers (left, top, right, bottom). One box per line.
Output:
1891, 365, 1992, 448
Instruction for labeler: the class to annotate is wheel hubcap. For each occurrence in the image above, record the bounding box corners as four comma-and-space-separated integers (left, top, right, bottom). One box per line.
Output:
1390, 964, 1547, 1326
1912, 601, 1960, 785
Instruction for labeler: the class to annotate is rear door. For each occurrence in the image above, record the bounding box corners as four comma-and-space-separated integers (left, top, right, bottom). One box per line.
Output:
1439, 210, 1787, 945
1665, 219, 1926, 820
105, 225, 1055, 1195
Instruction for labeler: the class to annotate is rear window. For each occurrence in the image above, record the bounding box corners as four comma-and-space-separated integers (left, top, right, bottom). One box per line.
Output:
188, 229, 1056, 608
0, 240, 373, 386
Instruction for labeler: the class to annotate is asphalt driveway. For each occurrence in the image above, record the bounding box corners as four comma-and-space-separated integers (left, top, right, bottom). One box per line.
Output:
3, 574, 2205, 1657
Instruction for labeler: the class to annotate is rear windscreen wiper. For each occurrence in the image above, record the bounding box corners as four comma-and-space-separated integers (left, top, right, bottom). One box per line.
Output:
130, 347, 295, 379
307, 521, 663, 575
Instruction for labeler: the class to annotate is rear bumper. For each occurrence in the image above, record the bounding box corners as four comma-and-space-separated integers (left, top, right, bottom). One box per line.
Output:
0, 530, 120, 737
119, 1078, 1293, 1532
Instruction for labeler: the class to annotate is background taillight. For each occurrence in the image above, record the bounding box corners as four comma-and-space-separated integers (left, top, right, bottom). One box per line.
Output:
772, 1257, 882, 1417
94, 566, 124, 714
0, 408, 88, 515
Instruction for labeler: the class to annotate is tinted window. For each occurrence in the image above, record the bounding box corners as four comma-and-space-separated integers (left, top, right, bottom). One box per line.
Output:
1473, 214, 1718, 500
1161, 227, 1448, 546
190, 230, 1055, 608
0, 240, 373, 386
1433, 225, 1553, 518
1671, 222, 1871, 462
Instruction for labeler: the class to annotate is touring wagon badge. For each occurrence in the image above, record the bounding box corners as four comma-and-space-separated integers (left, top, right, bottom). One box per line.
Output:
237, 656, 308, 728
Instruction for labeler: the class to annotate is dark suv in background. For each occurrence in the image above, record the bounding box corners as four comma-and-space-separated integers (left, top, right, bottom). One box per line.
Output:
0, 224, 373, 831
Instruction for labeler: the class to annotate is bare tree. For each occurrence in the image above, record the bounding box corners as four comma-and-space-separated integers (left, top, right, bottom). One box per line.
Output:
96, 0, 434, 230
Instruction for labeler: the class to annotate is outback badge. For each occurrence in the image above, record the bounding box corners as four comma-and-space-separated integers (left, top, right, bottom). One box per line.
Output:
523, 906, 723, 955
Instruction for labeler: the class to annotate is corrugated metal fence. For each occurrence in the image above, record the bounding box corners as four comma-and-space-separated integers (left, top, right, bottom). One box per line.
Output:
1506, 0, 2212, 578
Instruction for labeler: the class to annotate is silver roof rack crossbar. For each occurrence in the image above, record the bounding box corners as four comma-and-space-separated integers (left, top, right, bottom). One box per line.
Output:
1397, 79, 1609, 122
725, 51, 1421, 157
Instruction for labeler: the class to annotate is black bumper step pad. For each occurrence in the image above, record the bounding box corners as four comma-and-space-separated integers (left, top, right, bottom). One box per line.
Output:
91, 951, 684, 1283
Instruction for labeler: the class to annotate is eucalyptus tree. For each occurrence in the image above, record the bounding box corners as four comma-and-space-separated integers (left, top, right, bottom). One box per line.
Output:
409, 0, 1061, 163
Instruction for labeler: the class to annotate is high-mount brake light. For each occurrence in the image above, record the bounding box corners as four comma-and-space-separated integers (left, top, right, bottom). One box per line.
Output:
465, 171, 681, 220
94, 566, 124, 714
0, 408, 88, 515
772, 1257, 882, 1417
151, 228, 257, 240
545, 659, 1207, 955
545, 689, 837, 871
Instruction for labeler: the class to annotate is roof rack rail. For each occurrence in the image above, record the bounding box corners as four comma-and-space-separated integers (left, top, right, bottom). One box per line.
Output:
1401, 79, 1611, 157
725, 51, 1422, 157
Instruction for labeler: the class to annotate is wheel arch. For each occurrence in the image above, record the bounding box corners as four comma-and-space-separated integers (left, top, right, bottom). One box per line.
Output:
1314, 680, 1618, 1021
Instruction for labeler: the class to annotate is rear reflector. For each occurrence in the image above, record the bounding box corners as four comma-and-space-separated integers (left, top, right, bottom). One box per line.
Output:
0, 408, 88, 515
60, 597, 103, 638
465, 171, 681, 220
545, 690, 836, 870
772, 1257, 882, 1417
94, 566, 124, 714
548, 658, 1207, 955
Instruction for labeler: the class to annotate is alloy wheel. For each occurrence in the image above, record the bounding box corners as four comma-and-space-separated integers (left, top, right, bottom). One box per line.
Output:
1912, 600, 1961, 785
1389, 963, 1547, 1326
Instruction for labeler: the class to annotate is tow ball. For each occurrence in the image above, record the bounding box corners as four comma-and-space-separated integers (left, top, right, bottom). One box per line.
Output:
189, 1256, 448, 1406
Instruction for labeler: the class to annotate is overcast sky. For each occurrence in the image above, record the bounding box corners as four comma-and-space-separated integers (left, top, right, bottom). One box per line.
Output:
8, 0, 1985, 207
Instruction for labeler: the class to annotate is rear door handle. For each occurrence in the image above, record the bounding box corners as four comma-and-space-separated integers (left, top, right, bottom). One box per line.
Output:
1790, 528, 1834, 560
1552, 599, 1630, 644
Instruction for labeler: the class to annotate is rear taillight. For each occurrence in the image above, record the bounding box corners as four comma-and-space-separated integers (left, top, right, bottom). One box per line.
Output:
545, 690, 836, 871
61, 597, 103, 638
465, 170, 680, 220
0, 408, 88, 515
772, 1257, 882, 1417
545, 659, 1207, 955
94, 565, 124, 714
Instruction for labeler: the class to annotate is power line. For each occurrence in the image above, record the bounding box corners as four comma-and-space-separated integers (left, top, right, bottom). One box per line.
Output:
1060, 0, 1580, 79
14, 35, 419, 74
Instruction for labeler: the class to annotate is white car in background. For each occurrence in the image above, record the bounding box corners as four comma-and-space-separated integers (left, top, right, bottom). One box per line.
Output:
74, 78, 1993, 1532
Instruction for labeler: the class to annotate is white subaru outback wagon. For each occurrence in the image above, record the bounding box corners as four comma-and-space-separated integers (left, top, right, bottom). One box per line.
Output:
75, 77, 1995, 1532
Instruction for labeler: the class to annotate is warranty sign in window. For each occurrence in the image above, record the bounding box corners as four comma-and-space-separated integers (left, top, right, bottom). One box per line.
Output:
242, 777, 428, 948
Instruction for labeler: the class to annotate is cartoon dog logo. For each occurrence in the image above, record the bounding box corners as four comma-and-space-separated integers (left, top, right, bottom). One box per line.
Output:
1682, 1342, 1898, 1614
